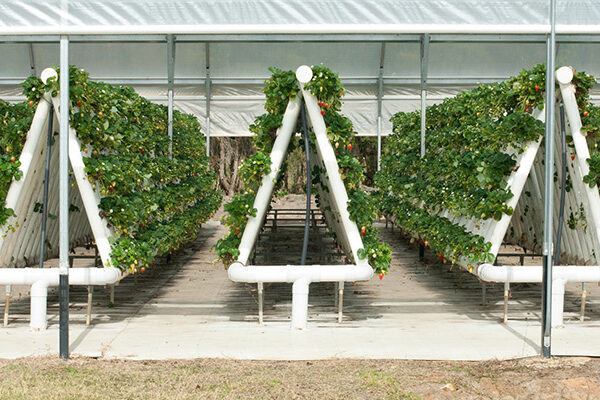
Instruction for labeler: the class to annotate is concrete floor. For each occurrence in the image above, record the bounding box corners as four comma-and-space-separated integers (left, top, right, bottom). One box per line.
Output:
1, 219, 599, 360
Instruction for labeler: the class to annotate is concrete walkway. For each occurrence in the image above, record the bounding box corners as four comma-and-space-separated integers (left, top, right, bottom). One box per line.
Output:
1, 220, 599, 360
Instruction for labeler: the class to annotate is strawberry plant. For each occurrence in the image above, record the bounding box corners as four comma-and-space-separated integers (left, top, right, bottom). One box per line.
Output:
375, 64, 595, 269
215, 65, 391, 275
22, 66, 221, 272
0, 100, 34, 226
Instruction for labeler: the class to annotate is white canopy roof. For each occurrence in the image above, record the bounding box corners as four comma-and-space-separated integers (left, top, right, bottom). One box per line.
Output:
1, 1, 599, 136
1, 0, 600, 34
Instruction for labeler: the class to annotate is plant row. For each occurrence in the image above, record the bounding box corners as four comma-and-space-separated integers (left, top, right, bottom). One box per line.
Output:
23, 67, 221, 272
0, 100, 34, 226
374, 64, 595, 269
214, 66, 391, 276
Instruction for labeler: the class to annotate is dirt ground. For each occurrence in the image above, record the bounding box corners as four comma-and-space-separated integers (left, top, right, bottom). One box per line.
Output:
0, 356, 599, 399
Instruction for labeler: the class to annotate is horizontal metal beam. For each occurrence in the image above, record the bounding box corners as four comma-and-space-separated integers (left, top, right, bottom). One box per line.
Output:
2, 33, 600, 44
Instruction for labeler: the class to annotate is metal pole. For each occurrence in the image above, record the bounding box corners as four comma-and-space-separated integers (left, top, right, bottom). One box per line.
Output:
541, 0, 556, 359
167, 35, 175, 159
419, 34, 429, 258
376, 42, 385, 171
420, 34, 429, 158
205, 43, 211, 157
300, 102, 311, 265
59, 35, 70, 360
39, 106, 53, 268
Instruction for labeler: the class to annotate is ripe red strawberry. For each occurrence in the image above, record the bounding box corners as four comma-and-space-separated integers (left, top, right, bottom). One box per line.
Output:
28, 101, 34, 107
318, 101, 324, 107
571, 154, 576, 161
10, 157, 15, 163
235, 227, 239, 233
534, 85, 540, 92
84, 148, 88, 154
324, 103, 329, 109
77, 101, 82, 106
378, 273, 384, 280
424, 241, 428, 247
360, 226, 366, 236
347, 144, 352, 151
141, 267, 146, 273
320, 110, 326, 116
583, 111, 589, 117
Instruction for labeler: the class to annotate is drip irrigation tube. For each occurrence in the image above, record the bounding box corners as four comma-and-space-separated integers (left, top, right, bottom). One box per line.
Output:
300, 102, 311, 265
555, 102, 567, 264
38, 105, 53, 268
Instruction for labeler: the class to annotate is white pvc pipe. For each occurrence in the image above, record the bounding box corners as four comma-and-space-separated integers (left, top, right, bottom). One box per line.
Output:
487, 108, 546, 258
51, 97, 113, 267
228, 262, 373, 329
556, 66, 600, 248
300, 84, 368, 266
0, 267, 121, 330
237, 96, 302, 264
0, 94, 51, 258
3, 24, 600, 36
477, 263, 600, 327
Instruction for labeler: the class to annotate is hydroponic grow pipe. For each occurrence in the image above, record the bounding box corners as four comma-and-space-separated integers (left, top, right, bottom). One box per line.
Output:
556, 66, 600, 245
555, 102, 567, 264
235, 95, 302, 265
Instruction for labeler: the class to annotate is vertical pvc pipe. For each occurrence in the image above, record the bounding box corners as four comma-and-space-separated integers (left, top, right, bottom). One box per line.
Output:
291, 278, 310, 330
542, 0, 556, 358
59, 35, 70, 360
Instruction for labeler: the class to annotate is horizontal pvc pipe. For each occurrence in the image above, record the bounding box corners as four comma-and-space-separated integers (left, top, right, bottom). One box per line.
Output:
477, 264, 600, 283
0, 267, 121, 330
237, 96, 302, 264
3, 24, 600, 36
229, 262, 373, 284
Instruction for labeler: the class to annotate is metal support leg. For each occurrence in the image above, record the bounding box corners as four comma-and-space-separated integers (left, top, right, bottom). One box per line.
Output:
109, 284, 115, 307
481, 283, 487, 305
580, 283, 587, 322
503, 282, 510, 323
3, 285, 10, 327
86, 286, 93, 326
334, 282, 338, 308
258, 282, 263, 325
337, 281, 344, 323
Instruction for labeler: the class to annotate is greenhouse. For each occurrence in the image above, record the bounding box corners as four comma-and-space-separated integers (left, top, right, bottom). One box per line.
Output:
1, 0, 600, 361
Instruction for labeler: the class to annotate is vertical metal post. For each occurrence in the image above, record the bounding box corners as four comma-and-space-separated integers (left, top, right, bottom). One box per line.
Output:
205, 43, 211, 157
28, 43, 36, 76
167, 35, 175, 160
59, 36, 70, 360
420, 34, 429, 159
419, 34, 429, 258
542, 0, 557, 359
39, 106, 54, 268
3, 285, 10, 327
376, 42, 386, 171
257, 282, 263, 325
